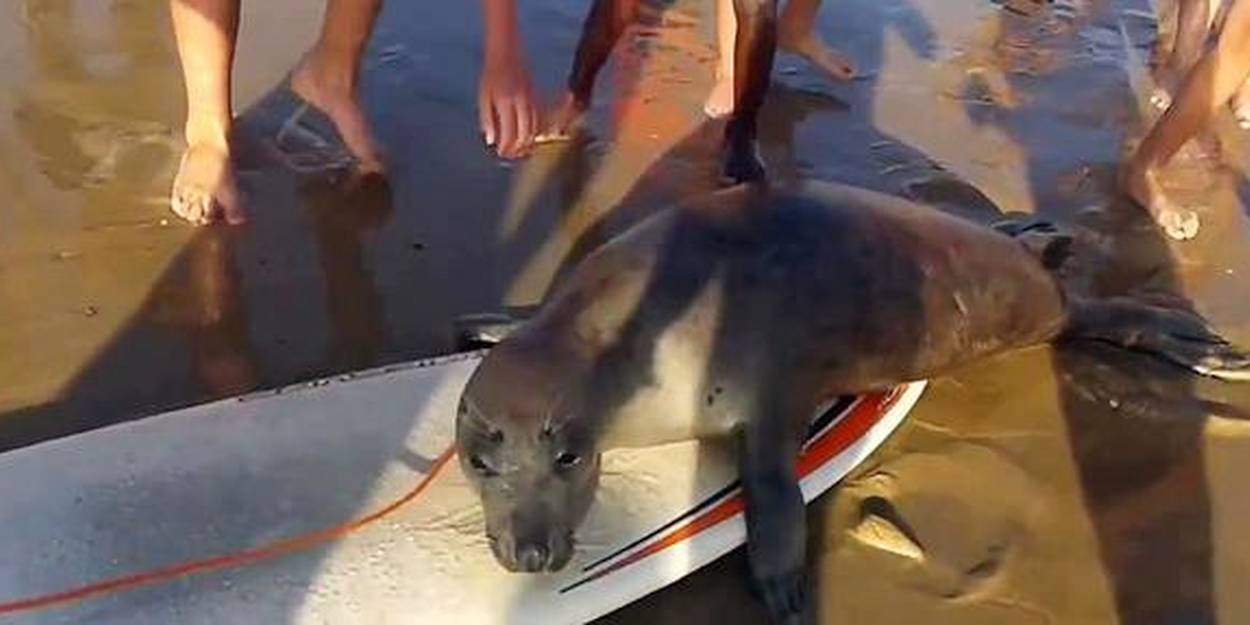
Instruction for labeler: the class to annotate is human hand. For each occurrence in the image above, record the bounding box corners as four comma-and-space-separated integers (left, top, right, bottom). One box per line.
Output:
478, 55, 539, 159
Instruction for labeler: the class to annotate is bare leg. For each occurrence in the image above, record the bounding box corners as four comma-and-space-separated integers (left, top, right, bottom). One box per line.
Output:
289, 0, 386, 174
706, 0, 851, 119
703, 0, 737, 118
720, 0, 777, 183
1174, 0, 1215, 71
170, 0, 244, 225
1153, 0, 1214, 110
545, 0, 640, 139
1122, 0, 1250, 240
777, 0, 854, 82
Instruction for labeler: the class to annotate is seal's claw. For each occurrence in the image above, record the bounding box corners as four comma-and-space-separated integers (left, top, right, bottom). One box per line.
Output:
990, 215, 1059, 237
751, 569, 807, 624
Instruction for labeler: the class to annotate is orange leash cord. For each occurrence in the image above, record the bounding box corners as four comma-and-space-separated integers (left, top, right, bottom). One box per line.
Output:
0, 447, 456, 616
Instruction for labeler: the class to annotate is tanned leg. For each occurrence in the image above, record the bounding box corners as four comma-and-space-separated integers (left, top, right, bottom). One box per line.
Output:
169, 0, 244, 225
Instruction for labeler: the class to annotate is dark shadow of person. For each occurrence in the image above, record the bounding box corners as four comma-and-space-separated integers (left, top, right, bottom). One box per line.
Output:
0, 14, 444, 619
1052, 220, 1234, 625
301, 176, 395, 371
0, 224, 259, 452
952, 0, 1246, 623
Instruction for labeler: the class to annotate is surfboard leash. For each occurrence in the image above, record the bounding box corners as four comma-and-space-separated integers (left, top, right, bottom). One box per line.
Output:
0, 447, 457, 617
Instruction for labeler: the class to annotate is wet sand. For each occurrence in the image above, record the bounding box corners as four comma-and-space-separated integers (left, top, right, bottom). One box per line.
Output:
1, 0, 1249, 623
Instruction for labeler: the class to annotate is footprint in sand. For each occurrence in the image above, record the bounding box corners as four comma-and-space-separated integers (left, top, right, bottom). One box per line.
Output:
849, 496, 926, 563
840, 446, 1045, 601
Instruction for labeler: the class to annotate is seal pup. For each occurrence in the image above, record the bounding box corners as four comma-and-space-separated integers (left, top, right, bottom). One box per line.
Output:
455, 181, 1250, 624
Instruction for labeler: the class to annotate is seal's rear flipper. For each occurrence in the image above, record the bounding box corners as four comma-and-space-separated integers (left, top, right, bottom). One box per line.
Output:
1060, 341, 1250, 422
1063, 298, 1250, 381
453, 309, 536, 350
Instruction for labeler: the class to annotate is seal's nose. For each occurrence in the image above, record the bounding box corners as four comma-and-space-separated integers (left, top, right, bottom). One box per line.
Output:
515, 543, 550, 572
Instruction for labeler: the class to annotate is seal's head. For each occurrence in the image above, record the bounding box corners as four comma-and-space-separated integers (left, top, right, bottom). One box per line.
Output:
456, 340, 599, 573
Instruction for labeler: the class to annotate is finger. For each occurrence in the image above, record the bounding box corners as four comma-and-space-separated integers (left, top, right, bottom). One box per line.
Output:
201, 194, 222, 226
478, 89, 497, 147
188, 192, 209, 225
528, 94, 540, 148
533, 96, 545, 141
497, 98, 518, 158
515, 98, 534, 156
171, 189, 190, 221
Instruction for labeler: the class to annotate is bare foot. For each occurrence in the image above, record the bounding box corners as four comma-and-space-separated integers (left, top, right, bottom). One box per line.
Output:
778, 32, 855, 82
1149, 66, 1182, 111
1120, 163, 1200, 240
171, 141, 244, 226
1150, 87, 1172, 111
1230, 79, 1250, 129
290, 53, 386, 175
704, 71, 735, 119
536, 92, 588, 144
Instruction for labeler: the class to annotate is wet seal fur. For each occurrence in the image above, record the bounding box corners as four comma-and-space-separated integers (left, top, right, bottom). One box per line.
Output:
455, 181, 1250, 624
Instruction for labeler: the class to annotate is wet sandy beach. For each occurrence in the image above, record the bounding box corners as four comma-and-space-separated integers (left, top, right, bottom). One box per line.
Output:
1, 0, 1249, 623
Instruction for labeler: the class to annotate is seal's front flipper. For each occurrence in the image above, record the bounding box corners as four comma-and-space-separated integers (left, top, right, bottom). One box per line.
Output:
737, 413, 807, 625
1063, 298, 1250, 381
453, 308, 537, 350
991, 216, 1073, 270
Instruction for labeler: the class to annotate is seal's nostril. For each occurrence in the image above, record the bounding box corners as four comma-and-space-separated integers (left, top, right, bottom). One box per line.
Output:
516, 544, 549, 572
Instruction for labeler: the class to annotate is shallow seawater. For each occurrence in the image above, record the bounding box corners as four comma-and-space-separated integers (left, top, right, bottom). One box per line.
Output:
0, 0, 1248, 623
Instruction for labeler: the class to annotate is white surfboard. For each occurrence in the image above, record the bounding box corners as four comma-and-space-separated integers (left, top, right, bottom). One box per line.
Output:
0, 352, 924, 625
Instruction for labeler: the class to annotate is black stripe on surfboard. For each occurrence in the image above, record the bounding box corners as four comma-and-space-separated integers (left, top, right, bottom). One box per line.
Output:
804, 395, 857, 442
571, 394, 858, 580
573, 479, 740, 579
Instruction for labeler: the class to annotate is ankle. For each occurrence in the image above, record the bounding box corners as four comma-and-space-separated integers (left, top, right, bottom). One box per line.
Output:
297, 46, 361, 96
184, 116, 231, 150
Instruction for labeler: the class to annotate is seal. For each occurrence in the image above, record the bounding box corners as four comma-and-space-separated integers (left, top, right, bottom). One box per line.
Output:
454, 181, 1250, 624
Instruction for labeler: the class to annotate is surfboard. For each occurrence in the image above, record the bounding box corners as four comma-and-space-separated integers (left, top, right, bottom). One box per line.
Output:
0, 352, 924, 624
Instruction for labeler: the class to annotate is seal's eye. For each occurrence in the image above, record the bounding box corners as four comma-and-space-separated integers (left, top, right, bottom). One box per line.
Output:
554, 452, 582, 470
469, 455, 498, 477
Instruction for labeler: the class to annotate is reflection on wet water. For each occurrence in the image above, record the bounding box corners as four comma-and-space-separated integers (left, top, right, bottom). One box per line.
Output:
304, 177, 394, 371
154, 227, 260, 397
